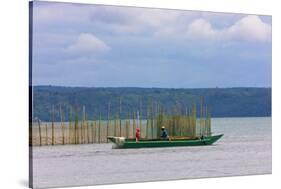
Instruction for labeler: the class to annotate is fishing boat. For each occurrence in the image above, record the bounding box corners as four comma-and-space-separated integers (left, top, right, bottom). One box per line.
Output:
107, 134, 223, 149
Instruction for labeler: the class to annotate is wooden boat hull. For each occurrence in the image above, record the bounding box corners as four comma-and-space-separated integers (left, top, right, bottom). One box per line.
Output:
107, 134, 223, 149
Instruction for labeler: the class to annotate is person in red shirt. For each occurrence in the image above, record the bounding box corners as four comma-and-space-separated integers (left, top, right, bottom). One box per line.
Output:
135, 127, 141, 142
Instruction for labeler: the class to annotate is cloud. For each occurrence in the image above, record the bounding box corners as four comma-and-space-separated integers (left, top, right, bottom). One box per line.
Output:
88, 6, 271, 43
34, 2, 271, 44
226, 15, 271, 42
89, 6, 190, 35
186, 18, 221, 40
65, 33, 111, 54
186, 15, 271, 42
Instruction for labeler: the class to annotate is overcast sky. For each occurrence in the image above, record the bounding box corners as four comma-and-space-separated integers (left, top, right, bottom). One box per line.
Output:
31, 1, 272, 88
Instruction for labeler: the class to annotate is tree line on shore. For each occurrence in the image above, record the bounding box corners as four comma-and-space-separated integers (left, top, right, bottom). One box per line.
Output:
32, 86, 271, 122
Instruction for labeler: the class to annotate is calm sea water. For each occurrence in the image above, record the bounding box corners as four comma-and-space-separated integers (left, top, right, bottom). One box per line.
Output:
212, 117, 271, 139
32, 117, 272, 188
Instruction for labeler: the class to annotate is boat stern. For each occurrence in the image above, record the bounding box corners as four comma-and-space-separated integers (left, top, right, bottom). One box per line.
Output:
107, 136, 117, 143
107, 136, 126, 148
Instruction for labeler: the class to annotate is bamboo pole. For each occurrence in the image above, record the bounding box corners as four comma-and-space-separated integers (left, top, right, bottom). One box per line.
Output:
79, 121, 81, 144
133, 112, 136, 138
91, 121, 94, 143
45, 124, 48, 145
150, 111, 154, 139
206, 106, 211, 136
200, 96, 203, 136
114, 114, 117, 137
128, 112, 131, 138
84, 110, 88, 144
51, 105, 55, 145
204, 105, 207, 136
188, 108, 193, 137
172, 116, 174, 137
107, 102, 110, 142
128, 113, 131, 138
68, 107, 72, 144
85, 114, 88, 144
87, 120, 90, 144
74, 109, 78, 144
146, 109, 149, 139
156, 102, 160, 138
126, 119, 129, 139
98, 112, 101, 143
119, 96, 122, 137
139, 98, 142, 138
37, 119, 42, 146
192, 104, 196, 137
130, 112, 133, 138
82, 105, 85, 144
60, 104, 65, 145
94, 119, 97, 143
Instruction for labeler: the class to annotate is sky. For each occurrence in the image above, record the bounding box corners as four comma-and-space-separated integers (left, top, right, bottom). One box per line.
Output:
31, 1, 272, 88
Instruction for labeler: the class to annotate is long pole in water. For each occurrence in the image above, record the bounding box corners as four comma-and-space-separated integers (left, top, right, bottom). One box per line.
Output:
136, 110, 140, 138
204, 105, 207, 136
45, 124, 48, 145
129, 112, 132, 138
126, 112, 129, 138
150, 103, 154, 139
80, 122, 83, 144
38, 119, 42, 146
200, 96, 203, 137
137, 111, 139, 129
139, 97, 142, 138
107, 102, 110, 142
146, 109, 149, 139
91, 121, 94, 143
98, 112, 101, 143
85, 111, 89, 144
82, 105, 85, 144
114, 114, 117, 137
192, 104, 196, 138
119, 96, 122, 137
86, 110, 89, 144
74, 109, 78, 144
133, 112, 136, 138
51, 105, 55, 145
207, 105, 211, 136
69, 107, 72, 144
94, 118, 96, 143
60, 104, 65, 145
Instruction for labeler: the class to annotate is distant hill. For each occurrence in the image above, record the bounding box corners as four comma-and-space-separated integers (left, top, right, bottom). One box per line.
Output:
32, 86, 271, 121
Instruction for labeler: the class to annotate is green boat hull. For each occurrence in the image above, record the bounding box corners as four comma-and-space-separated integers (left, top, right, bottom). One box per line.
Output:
107, 134, 223, 149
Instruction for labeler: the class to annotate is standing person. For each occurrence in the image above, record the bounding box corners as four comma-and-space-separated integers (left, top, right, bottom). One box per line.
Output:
160, 126, 169, 139
135, 127, 141, 142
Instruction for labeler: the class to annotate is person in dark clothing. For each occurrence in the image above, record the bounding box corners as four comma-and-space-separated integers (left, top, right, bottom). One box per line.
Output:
160, 126, 169, 139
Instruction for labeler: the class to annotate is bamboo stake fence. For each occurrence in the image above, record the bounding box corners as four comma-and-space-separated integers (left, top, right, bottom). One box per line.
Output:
30, 99, 212, 146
